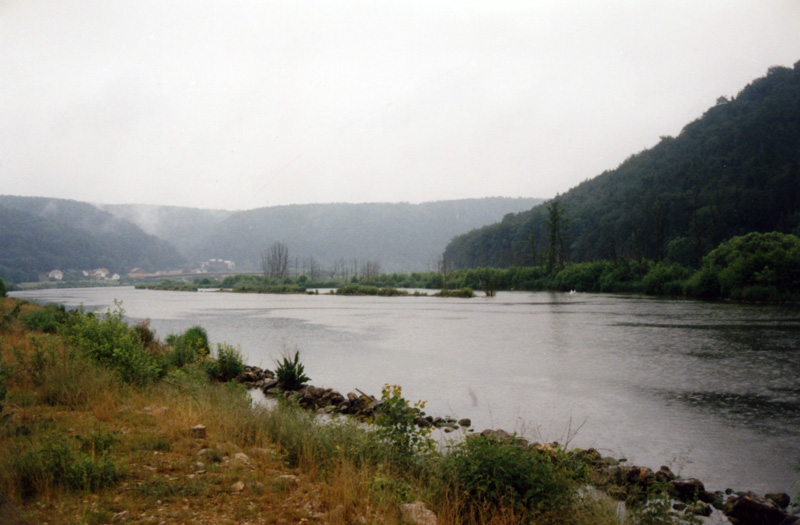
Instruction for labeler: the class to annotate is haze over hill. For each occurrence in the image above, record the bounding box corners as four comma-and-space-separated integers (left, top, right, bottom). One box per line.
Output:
0, 196, 541, 283
102, 198, 543, 273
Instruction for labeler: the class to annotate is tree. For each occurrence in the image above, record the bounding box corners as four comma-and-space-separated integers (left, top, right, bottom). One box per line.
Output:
545, 200, 568, 273
0, 277, 6, 298
361, 260, 381, 282
262, 242, 289, 279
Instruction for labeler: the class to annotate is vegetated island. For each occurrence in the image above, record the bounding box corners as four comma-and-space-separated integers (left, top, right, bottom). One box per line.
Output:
0, 293, 796, 524
135, 231, 800, 304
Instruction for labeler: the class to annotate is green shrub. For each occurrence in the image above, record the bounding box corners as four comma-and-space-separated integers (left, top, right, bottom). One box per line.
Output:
60, 302, 161, 385
0, 352, 7, 424
164, 325, 211, 369
10, 432, 121, 499
0, 277, 6, 297
441, 435, 583, 517
275, 349, 310, 391
21, 304, 67, 333
374, 384, 434, 466
206, 343, 245, 382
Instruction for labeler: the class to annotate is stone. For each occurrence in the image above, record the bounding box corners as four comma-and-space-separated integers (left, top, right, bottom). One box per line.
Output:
457, 418, 471, 427
724, 493, 789, 525
231, 481, 245, 493
670, 478, 705, 502
655, 465, 676, 482
399, 501, 437, 525
765, 493, 791, 509
276, 474, 300, 485
191, 424, 206, 439
233, 453, 250, 463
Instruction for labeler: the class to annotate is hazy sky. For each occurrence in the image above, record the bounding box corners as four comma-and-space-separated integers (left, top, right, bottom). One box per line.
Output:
2, 1, 799, 211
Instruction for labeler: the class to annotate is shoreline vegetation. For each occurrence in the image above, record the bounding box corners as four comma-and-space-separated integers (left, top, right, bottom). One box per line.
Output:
0, 296, 796, 524
127, 232, 800, 304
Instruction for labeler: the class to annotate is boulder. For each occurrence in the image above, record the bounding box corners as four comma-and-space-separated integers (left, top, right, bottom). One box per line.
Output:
724, 492, 789, 525
765, 493, 791, 509
670, 478, 706, 502
458, 418, 471, 427
655, 465, 676, 483
686, 501, 713, 517
399, 501, 437, 525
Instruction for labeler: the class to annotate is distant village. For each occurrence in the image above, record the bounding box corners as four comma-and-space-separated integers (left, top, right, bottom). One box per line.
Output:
44, 259, 236, 281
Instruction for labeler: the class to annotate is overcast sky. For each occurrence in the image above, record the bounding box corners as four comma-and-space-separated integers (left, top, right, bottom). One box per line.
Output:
2, 1, 799, 211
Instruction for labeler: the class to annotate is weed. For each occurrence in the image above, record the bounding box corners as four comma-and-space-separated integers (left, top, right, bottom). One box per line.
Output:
440, 434, 584, 519
275, 348, 310, 391
9, 432, 121, 498
374, 384, 434, 466
206, 342, 245, 382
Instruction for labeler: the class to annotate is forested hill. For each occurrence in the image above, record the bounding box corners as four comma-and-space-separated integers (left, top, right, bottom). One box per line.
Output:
0, 196, 185, 283
165, 198, 543, 273
445, 63, 800, 269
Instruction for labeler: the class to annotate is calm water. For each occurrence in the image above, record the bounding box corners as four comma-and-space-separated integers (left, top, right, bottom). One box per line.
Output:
12, 287, 800, 494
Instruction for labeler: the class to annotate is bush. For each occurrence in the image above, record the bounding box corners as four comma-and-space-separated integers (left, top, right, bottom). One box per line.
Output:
21, 304, 67, 333
374, 384, 434, 466
205, 343, 245, 382
0, 352, 7, 424
441, 435, 584, 518
275, 349, 310, 391
10, 432, 121, 499
164, 325, 211, 369
0, 277, 6, 298
60, 302, 161, 385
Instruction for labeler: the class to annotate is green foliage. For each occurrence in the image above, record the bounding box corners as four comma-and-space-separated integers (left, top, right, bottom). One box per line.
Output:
698, 231, 800, 301
164, 325, 210, 369
434, 287, 474, 298
205, 343, 245, 382
374, 384, 434, 465
441, 435, 584, 517
0, 351, 7, 424
0, 277, 6, 297
10, 432, 121, 499
627, 481, 702, 525
335, 285, 409, 296
445, 64, 800, 271
275, 349, 310, 391
60, 302, 161, 385
21, 304, 67, 333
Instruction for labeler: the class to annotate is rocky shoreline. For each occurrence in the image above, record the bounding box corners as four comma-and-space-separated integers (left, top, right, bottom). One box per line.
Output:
237, 365, 797, 525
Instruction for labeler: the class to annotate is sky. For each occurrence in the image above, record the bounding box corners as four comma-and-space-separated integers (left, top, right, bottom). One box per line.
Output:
2, 1, 799, 211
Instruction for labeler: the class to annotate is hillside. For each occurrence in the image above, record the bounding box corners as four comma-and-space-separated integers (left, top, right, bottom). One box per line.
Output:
445, 63, 800, 269
0, 196, 185, 283
106, 198, 542, 273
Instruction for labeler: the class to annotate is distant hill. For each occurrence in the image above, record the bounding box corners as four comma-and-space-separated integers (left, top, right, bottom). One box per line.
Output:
445, 63, 800, 269
0, 196, 185, 283
106, 198, 543, 273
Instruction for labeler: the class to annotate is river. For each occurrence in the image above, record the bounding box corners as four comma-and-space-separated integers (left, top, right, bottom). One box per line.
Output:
11, 286, 800, 496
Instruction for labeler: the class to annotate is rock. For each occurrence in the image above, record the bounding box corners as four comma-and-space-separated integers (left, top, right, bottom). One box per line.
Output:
655, 465, 676, 482
480, 428, 513, 441
231, 481, 245, 493
233, 453, 250, 463
399, 501, 437, 525
191, 424, 206, 439
276, 474, 300, 486
670, 478, 705, 502
765, 493, 791, 509
779, 516, 800, 525
457, 418, 471, 427
724, 492, 789, 525
261, 379, 280, 393
415, 416, 432, 428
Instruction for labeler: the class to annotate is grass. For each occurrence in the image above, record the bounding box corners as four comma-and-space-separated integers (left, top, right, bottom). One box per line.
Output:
0, 297, 634, 524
